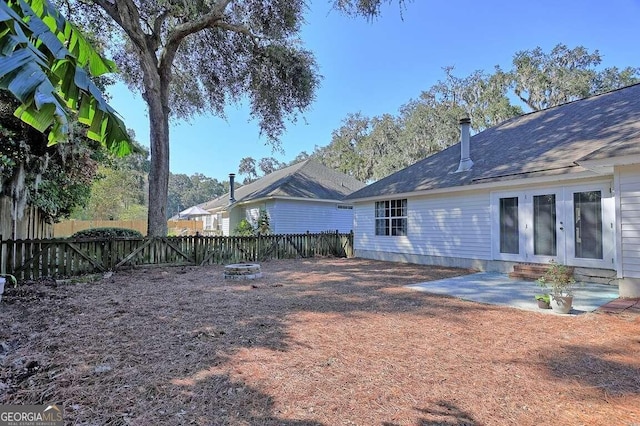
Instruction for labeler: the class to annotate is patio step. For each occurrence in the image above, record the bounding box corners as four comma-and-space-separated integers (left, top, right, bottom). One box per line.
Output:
508, 263, 574, 282
574, 267, 618, 285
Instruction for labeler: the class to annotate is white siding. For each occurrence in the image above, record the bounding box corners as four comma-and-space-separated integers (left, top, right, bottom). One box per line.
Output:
268, 199, 355, 234
619, 165, 640, 277
242, 202, 275, 229
221, 216, 230, 236
245, 206, 261, 226
354, 192, 491, 261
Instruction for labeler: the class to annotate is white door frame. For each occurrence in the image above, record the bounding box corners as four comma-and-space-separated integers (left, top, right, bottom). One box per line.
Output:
526, 189, 564, 265
491, 181, 614, 268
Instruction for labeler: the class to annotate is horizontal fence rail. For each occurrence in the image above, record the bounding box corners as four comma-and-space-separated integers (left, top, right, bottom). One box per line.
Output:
0, 232, 354, 281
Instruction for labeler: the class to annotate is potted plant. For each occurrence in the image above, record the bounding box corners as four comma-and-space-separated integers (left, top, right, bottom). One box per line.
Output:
537, 261, 577, 314
0, 274, 17, 302
534, 293, 551, 309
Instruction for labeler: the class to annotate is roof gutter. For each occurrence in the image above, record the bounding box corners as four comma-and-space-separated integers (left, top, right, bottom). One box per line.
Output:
347, 170, 604, 203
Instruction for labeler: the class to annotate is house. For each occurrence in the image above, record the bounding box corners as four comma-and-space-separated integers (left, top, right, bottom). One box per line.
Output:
345, 84, 640, 297
198, 159, 365, 235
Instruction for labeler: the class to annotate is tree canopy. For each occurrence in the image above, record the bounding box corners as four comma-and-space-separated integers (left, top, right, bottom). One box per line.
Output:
57, 0, 406, 236
70, 141, 150, 221
510, 43, 640, 111
237, 156, 285, 184
167, 173, 227, 219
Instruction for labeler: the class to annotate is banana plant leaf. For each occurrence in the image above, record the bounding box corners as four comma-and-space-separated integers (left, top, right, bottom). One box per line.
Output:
0, 0, 132, 155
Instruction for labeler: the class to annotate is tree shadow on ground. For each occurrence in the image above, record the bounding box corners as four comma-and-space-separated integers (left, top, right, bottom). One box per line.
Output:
0, 258, 533, 424
541, 342, 640, 398
165, 371, 325, 426
382, 401, 477, 426
260, 259, 494, 319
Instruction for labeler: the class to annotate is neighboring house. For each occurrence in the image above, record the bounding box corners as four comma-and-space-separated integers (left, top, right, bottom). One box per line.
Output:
198, 159, 365, 236
345, 84, 640, 297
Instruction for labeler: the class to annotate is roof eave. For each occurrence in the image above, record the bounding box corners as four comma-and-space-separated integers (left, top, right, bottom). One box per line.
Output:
577, 154, 640, 174
233, 195, 353, 206
348, 170, 604, 203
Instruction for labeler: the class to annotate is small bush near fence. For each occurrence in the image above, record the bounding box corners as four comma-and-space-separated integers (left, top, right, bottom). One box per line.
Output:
0, 232, 354, 281
70, 227, 144, 239
53, 220, 205, 237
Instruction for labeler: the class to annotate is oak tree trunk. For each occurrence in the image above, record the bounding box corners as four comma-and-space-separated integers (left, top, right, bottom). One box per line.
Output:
141, 57, 171, 237
146, 95, 170, 236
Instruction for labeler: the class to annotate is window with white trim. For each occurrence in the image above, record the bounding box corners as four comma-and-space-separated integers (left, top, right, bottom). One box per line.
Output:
375, 199, 407, 236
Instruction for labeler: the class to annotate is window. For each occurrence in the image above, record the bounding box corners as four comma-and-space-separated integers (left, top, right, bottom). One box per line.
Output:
574, 191, 603, 259
499, 197, 519, 254
375, 199, 407, 236
204, 215, 213, 230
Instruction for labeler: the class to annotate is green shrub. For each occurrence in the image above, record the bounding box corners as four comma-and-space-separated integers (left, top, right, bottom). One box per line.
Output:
70, 227, 143, 239
537, 260, 577, 297
233, 219, 255, 236
257, 209, 271, 235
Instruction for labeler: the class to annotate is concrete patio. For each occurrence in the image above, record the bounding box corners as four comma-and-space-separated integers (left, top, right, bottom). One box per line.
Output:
406, 272, 621, 315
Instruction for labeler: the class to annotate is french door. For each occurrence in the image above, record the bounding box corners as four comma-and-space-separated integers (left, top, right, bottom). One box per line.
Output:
527, 190, 562, 264
493, 184, 613, 268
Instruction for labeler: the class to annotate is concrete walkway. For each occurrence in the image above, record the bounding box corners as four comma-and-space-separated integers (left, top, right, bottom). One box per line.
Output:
406, 272, 620, 315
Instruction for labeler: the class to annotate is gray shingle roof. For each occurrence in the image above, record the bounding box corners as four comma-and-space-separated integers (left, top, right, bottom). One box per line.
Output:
201, 159, 366, 211
347, 83, 640, 200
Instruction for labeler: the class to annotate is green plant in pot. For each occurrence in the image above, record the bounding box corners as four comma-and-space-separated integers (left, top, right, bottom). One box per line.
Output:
537, 261, 577, 314
0, 274, 17, 302
534, 293, 551, 309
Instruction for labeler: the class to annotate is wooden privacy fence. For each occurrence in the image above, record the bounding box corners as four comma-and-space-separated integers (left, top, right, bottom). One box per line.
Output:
0, 196, 53, 240
0, 232, 354, 281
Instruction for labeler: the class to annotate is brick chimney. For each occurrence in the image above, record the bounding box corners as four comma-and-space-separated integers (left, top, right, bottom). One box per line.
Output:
229, 173, 236, 204
455, 116, 473, 173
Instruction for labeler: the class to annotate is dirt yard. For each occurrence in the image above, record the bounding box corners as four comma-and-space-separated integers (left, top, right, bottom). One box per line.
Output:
1, 258, 638, 425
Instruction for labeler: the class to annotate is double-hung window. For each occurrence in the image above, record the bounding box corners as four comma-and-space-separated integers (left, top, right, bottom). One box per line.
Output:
375, 199, 407, 236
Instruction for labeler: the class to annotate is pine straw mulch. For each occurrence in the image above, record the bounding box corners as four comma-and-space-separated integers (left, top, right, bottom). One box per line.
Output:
1, 257, 639, 426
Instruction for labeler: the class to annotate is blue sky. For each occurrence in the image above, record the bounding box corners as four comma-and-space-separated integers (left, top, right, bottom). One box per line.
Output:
106, 0, 640, 183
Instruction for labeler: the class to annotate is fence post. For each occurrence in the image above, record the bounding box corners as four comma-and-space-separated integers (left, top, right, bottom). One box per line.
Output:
256, 234, 260, 262
349, 230, 354, 257
194, 234, 200, 265
103, 237, 112, 270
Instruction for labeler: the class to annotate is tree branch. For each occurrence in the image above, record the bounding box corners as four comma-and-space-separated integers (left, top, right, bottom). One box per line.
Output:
153, 9, 170, 45
92, 0, 118, 23
159, 0, 233, 78
141, 9, 168, 54
215, 21, 260, 46
94, 0, 149, 57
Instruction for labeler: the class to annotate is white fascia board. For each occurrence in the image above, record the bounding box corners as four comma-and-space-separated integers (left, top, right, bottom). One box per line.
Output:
206, 205, 229, 214
577, 154, 640, 173
348, 170, 604, 204
234, 196, 347, 206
